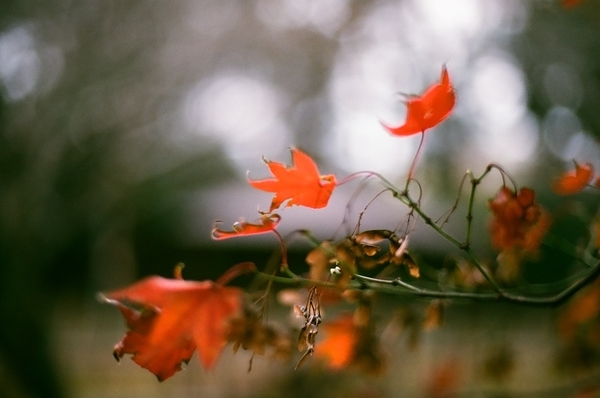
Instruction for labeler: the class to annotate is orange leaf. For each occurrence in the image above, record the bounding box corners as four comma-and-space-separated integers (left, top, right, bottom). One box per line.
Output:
382, 65, 456, 136
314, 313, 358, 370
103, 276, 242, 381
212, 213, 281, 240
248, 148, 336, 211
558, 278, 600, 340
552, 162, 593, 195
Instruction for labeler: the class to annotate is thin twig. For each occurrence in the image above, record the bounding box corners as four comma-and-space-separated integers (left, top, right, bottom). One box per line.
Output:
405, 131, 426, 191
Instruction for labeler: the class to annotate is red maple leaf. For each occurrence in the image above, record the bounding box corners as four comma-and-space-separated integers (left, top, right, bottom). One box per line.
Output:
248, 148, 336, 211
382, 65, 456, 136
103, 276, 242, 381
212, 213, 281, 240
552, 162, 593, 195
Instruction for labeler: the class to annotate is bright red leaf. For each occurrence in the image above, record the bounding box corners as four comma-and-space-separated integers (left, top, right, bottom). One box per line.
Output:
212, 213, 281, 240
552, 162, 593, 195
382, 65, 456, 136
248, 148, 336, 211
103, 276, 242, 381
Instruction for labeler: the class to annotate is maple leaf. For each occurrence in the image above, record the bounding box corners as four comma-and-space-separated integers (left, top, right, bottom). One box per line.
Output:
248, 148, 336, 212
102, 276, 242, 381
552, 162, 593, 195
382, 65, 456, 136
212, 213, 281, 240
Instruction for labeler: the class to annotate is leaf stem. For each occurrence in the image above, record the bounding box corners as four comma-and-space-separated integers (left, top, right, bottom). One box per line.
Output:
405, 131, 426, 191
272, 229, 289, 270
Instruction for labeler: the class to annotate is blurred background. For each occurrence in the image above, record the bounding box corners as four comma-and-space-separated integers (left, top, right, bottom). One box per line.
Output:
1, 0, 600, 396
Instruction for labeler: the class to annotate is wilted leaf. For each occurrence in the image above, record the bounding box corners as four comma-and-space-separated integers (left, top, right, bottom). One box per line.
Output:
212, 214, 281, 240
489, 186, 551, 279
305, 240, 335, 282
354, 230, 392, 258
404, 253, 420, 278
360, 244, 380, 256
102, 276, 242, 381
294, 286, 322, 369
552, 162, 593, 195
488, 186, 550, 253
354, 230, 393, 246
392, 236, 409, 262
305, 239, 355, 291
298, 323, 319, 354
248, 148, 336, 211
228, 309, 292, 364
382, 65, 455, 136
